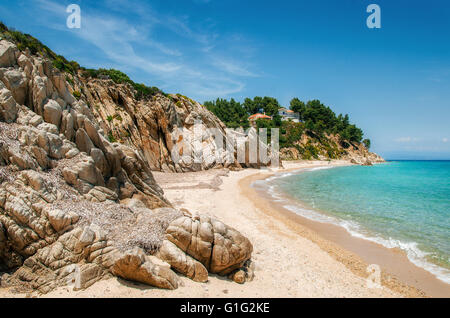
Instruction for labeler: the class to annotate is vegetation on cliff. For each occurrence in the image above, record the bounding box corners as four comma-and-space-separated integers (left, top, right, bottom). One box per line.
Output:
204, 96, 371, 160
0, 22, 164, 100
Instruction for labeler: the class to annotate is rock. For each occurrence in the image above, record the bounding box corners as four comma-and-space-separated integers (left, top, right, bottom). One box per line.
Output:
0, 82, 17, 122
165, 214, 253, 275
43, 99, 62, 128
65, 148, 79, 159
83, 119, 103, 150
1, 69, 28, 106
158, 240, 208, 283
75, 128, 94, 155
229, 269, 246, 284
90, 148, 109, 176
76, 157, 104, 186
42, 208, 79, 233
86, 186, 118, 202
62, 112, 75, 140
280, 147, 300, 161
111, 248, 179, 290
0, 40, 17, 67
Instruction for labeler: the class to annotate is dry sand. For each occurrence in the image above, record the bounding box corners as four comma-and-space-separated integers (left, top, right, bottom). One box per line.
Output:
2, 160, 447, 298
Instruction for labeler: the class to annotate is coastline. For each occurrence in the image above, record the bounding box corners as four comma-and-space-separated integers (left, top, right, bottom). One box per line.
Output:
1, 160, 447, 298
241, 160, 450, 298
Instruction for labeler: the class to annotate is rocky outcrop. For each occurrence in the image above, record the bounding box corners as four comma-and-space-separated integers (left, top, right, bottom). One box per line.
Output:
280, 133, 385, 165
0, 38, 255, 294
74, 79, 242, 172
162, 214, 253, 277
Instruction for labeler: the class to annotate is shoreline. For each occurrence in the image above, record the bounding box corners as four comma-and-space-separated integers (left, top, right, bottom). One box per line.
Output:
2, 160, 447, 298
241, 160, 450, 298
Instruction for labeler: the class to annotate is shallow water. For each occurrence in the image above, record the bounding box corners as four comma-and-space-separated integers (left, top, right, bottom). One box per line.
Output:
265, 161, 450, 284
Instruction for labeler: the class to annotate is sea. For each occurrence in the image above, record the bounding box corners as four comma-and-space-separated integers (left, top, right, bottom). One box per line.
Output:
256, 161, 450, 284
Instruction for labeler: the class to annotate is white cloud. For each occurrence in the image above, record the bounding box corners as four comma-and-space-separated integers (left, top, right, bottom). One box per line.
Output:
211, 58, 259, 77
394, 137, 421, 143
443, 138, 448, 143
34, 0, 257, 98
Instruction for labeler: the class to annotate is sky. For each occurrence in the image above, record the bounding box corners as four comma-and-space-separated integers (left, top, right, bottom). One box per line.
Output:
0, 0, 449, 159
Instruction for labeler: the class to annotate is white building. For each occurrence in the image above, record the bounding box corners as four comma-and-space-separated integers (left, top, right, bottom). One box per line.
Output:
278, 108, 300, 123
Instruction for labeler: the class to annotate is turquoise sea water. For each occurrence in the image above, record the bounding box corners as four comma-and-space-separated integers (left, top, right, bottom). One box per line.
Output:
266, 161, 450, 283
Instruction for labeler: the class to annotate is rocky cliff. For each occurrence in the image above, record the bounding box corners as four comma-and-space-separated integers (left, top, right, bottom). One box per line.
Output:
280, 132, 384, 165
0, 33, 253, 294
75, 76, 246, 172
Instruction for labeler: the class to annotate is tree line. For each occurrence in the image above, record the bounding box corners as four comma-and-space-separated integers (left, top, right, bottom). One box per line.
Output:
204, 97, 370, 148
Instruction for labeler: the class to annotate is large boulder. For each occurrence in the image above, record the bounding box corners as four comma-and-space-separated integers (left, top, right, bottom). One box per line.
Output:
165, 214, 253, 275
43, 99, 62, 128
158, 239, 208, 283
111, 247, 179, 290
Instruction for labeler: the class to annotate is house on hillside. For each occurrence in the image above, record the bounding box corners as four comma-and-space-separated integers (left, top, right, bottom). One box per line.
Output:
278, 108, 300, 123
248, 113, 272, 127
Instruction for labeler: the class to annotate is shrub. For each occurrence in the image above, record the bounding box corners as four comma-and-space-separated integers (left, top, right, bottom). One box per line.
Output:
82, 68, 164, 100
72, 90, 81, 99
65, 75, 74, 86
108, 131, 117, 143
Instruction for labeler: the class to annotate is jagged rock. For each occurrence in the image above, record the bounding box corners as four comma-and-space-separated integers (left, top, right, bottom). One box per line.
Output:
75, 128, 95, 155
42, 208, 79, 233
0, 36, 257, 295
10, 225, 117, 293
158, 239, 208, 283
0, 81, 17, 122
43, 99, 62, 128
280, 147, 300, 161
165, 214, 253, 275
62, 155, 105, 193
90, 148, 108, 175
0, 40, 17, 68
85, 186, 118, 202
111, 247, 179, 290
0, 69, 27, 106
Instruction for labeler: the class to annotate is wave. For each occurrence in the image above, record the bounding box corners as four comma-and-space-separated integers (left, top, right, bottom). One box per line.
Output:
258, 167, 450, 285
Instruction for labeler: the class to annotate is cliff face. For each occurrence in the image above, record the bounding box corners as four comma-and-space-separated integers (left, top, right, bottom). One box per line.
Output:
74, 77, 244, 172
0, 39, 253, 293
280, 132, 384, 165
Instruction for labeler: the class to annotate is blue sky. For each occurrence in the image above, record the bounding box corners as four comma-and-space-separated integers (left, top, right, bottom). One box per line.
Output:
1, 0, 449, 159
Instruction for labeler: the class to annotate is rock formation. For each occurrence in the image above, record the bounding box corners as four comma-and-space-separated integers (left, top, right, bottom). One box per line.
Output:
280, 133, 385, 165
0, 38, 253, 294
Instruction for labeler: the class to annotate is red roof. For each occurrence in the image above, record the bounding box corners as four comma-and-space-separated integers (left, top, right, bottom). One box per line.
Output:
248, 113, 272, 120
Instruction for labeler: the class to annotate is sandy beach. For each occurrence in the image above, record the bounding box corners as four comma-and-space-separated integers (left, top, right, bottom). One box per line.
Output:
2, 160, 448, 298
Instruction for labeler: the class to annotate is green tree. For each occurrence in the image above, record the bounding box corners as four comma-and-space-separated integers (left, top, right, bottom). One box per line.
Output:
204, 98, 249, 128
243, 97, 260, 115
243, 96, 280, 116
289, 98, 306, 120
